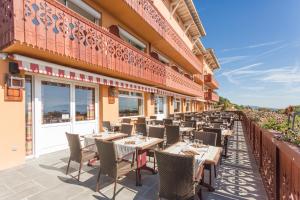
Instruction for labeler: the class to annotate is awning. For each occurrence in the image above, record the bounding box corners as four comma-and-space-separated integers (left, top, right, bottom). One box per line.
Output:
11, 54, 199, 99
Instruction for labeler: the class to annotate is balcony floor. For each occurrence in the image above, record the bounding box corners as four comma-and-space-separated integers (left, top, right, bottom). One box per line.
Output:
0, 122, 267, 200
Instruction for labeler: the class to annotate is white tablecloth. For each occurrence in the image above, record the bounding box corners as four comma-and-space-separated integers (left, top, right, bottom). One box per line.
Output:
164, 142, 208, 174
114, 136, 159, 159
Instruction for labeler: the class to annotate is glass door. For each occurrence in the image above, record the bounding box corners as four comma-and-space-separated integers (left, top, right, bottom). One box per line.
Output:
25, 75, 33, 156
155, 96, 166, 120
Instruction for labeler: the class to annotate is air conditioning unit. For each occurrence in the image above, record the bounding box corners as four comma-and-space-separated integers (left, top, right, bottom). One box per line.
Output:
6, 75, 25, 89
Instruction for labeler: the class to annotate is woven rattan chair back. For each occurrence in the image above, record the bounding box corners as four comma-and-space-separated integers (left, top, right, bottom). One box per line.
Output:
165, 125, 180, 146
155, 150, 195, 200
194, 131, 217, 146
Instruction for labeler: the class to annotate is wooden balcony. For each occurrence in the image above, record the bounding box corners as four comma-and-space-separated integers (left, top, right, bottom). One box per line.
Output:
97, 0, 203, 74
166, 67, 204, 97
204, 91, 219, 102
0, 0, 203, 97
193, 74, 204, 84
204, 74, 219, 89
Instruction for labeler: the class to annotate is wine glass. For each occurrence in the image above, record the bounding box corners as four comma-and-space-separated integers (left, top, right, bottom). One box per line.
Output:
103, 127, 109, 134
183, 135, 190, 144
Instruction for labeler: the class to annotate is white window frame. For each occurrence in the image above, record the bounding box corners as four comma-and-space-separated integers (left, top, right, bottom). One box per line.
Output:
174, 98, 181, 113
118, 89, 144, 118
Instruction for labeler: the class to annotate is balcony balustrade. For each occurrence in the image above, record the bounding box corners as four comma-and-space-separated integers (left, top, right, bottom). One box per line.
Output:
204, 90, 219, 102
123, 0, 203, 73
193, 74, 204, 84
166, 67, 203, 97
204, 74, 219, 89
0, 0, 203, 97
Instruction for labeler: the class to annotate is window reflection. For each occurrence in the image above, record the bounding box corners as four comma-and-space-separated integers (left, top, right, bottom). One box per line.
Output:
186, 100, 190, 112
42, 81, 70, 124
174, 98, 181, 113
155, 96, 164, 114
75, 86, 95, 121
119, 90, 144, 117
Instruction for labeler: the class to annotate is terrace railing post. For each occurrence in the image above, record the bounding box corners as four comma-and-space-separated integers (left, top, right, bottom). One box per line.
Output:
274, 145, 280, 200
259, 130, 263, 169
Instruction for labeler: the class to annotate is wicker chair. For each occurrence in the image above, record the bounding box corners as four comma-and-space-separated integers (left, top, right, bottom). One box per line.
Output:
150, 115, 157, 119
181, 121, 194, 128
135, 123, 147, 136
155, 150, 203, 200
95, 140, 135, 199
102, 121, 112, 131
165, 125, 180, 146
148, 126, 165, 169
194, 131, 219, 189
203, 127, 222, 147
194, 131, 217, 146
121, 118, 131, 124
65, 133, 96, 181
120, 124, 133, 136
154, 120, 164, 125
163, 118, 173, 126
137, 117, 146, 124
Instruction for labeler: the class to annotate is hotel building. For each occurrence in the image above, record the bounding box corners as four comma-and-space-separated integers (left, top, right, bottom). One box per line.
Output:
0, 0, 219, 170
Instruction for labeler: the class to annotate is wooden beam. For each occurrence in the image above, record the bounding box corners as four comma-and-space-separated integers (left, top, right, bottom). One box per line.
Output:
170, 0, 182, 18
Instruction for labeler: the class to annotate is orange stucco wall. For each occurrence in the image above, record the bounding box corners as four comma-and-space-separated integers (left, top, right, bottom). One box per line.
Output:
100, 86, 119, 129
0, 61, 25, 170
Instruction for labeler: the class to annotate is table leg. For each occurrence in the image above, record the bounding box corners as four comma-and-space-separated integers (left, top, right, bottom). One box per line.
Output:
223, 136, 229, 158
135, 149, 141, 186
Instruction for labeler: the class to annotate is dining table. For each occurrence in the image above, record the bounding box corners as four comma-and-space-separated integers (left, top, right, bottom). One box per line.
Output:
163, 142, 222, 183
222, 129, 233, 157
113, 135, 164, 186
83, 132, 128, 152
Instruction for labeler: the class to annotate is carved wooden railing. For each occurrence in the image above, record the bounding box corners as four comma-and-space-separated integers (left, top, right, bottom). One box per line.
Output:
0, 0, 205, 96
166, 67, 203, 97
123, 0, 203, 73
204, 74, 219, 89
241, 112, 300, 200
204, 90, 219, 102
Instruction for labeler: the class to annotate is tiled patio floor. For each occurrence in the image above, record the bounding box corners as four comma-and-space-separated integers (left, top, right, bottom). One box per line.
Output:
0, 122, 267, 200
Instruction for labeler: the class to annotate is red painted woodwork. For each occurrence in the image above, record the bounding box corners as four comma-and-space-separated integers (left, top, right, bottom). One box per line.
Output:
204, 74, 219, 89
0, 0, 204, 97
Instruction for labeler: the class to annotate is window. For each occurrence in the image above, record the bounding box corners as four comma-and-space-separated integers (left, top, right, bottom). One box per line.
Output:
119, 90, 144, 117
155, 96, 164, 114
58, 0, 101, 25
75, 86, 95, 121
41, 81, 70, 124
174, 98, 181, 113
186, 100, 191, 112
119, 27, 146, 52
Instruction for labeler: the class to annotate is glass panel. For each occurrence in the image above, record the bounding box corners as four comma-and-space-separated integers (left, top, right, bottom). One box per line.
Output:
25, 76, 33, 155
67, 1, 99, 24
186, 101, 190, 112
155, 96, 164, 114
41, 81, 70, 124
75, 86, 95, 121
174, 99, 181, 113
119, 97, 143, 117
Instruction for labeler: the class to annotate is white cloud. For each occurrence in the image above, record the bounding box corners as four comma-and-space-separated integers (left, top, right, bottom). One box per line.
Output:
222, 40, 283, 52
219, 56, 248, 65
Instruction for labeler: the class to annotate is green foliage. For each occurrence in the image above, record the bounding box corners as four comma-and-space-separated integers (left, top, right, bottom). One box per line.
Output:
262, 117, 289, 133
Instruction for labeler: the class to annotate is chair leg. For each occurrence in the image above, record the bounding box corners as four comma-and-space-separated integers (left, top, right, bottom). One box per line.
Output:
214, 164, 217, 178
197, 187, 203, 200
153, 156, 156, 171
66, 159, 71, 175
113, 178, 117, 200
209, 165, 212, 186
96, 168, 101, 192
78, 161, 82, 181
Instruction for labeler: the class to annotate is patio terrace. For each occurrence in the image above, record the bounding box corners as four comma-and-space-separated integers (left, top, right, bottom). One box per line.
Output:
0, 121, 267, 200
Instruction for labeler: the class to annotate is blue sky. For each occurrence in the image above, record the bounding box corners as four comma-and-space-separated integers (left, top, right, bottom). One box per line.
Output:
194, 0, 300, 108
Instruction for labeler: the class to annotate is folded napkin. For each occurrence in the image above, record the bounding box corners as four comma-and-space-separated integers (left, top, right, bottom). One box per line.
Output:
182, 149, 200, 156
